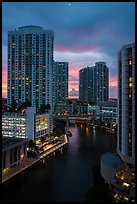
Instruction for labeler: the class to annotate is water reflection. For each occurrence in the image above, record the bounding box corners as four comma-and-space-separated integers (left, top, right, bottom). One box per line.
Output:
80, 123, 83, 128
92, 126, 96, 143
2, 124, 116, 202
86, 127, 89, 136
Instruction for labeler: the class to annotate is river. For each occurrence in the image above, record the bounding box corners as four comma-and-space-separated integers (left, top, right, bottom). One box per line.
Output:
2, 124, 116, 202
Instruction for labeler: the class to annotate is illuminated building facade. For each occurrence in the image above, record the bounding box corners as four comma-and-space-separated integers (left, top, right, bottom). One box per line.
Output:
100, 43, 135, 202
79, 62, 109, 103
2, 114, 28, 138
88, 101, 117, 124
7, 25, 54, 110
117, 43, 135, 165
2, 137, 28, 171
35, 113, 52, 140
53, 61, 68, 112
2, 107, 53, 141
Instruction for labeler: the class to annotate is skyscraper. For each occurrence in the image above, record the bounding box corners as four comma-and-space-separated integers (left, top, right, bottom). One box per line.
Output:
79, 62, 109, 103
7, 25, 54, 110
117, 43, 135, 164
53, 61, 68, 106
100, 43, 135, 202
95, 62, 109, 102
79, 66, 96, 103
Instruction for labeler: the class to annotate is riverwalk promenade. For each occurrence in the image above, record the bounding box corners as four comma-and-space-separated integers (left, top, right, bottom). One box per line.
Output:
2, 135, 68, 183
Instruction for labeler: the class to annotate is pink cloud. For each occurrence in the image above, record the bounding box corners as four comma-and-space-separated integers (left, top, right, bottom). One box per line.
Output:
109, 75, 117, 87
68, 68, 79, 92
69, 74, 78, 82
2, 63, 7, 71
55, 45, 101, 53
69, 68, 79, 77
2, 65, 7, 98
69, 84, 78, 90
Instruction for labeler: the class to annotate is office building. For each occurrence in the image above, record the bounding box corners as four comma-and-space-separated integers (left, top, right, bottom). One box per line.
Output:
2, 114, 28, 139
7, 25, 54, 110
88, 101, 117, 124
79, 62, 109, 103
2, 107, 53, 141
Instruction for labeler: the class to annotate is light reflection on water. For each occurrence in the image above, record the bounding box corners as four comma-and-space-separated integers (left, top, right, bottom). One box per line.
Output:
2, 124, 116, 202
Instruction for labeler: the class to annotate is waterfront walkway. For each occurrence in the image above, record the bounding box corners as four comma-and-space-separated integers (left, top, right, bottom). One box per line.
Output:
2, 135, 68, 183
2, 157, 37, 183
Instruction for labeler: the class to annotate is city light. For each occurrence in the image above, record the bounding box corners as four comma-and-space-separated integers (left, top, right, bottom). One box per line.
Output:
2, 2, 135, 202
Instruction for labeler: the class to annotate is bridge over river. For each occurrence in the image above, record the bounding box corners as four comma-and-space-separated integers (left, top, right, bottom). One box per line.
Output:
54, 114, 92, 124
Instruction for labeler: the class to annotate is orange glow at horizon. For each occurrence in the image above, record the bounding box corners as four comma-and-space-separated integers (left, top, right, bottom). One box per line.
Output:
2, 65, 118, 99
2, 67, 7, 98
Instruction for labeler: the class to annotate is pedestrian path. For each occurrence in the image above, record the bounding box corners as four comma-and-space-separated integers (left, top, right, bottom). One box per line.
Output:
2, 157, 38, 183
2, 136, 68, 183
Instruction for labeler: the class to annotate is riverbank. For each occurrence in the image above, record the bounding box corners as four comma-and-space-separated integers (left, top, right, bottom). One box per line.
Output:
87, 123, 116, 134
2, 135, 68, 183
2, 125, 116, 202
55, 117, 117, 134
76, 120, 117, 134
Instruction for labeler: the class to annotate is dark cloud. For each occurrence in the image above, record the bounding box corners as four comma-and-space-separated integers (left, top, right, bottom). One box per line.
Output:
2, 2, 135, 49
69, 89, 79, 97
2, 2, 135, 98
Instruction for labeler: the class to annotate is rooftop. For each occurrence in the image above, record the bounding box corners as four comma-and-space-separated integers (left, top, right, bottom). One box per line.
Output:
18, 25, 43, 30
101, 152, 124, 171
116, 166, 135, 184
96, 101, 117, 107
2, 137, 28, 150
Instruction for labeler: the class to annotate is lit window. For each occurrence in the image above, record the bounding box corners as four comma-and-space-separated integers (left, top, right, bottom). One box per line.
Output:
129, 60, 132, 65
129, 77, 132, 82
129, 139, 132, 143
129, 94, 131, 98
129, 83, 132, 87
123, 196, 129, 201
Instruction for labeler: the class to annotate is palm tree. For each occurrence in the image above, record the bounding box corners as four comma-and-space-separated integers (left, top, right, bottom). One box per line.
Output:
38, 104, 46, 114
45, 104, 51, 112
9, 99, 18, 112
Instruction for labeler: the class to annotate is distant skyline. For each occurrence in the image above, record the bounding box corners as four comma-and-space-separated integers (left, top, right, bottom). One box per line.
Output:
2, 2, 135, 98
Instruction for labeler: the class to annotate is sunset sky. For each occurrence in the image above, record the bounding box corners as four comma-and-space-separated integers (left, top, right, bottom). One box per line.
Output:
2, 2, 135, 98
